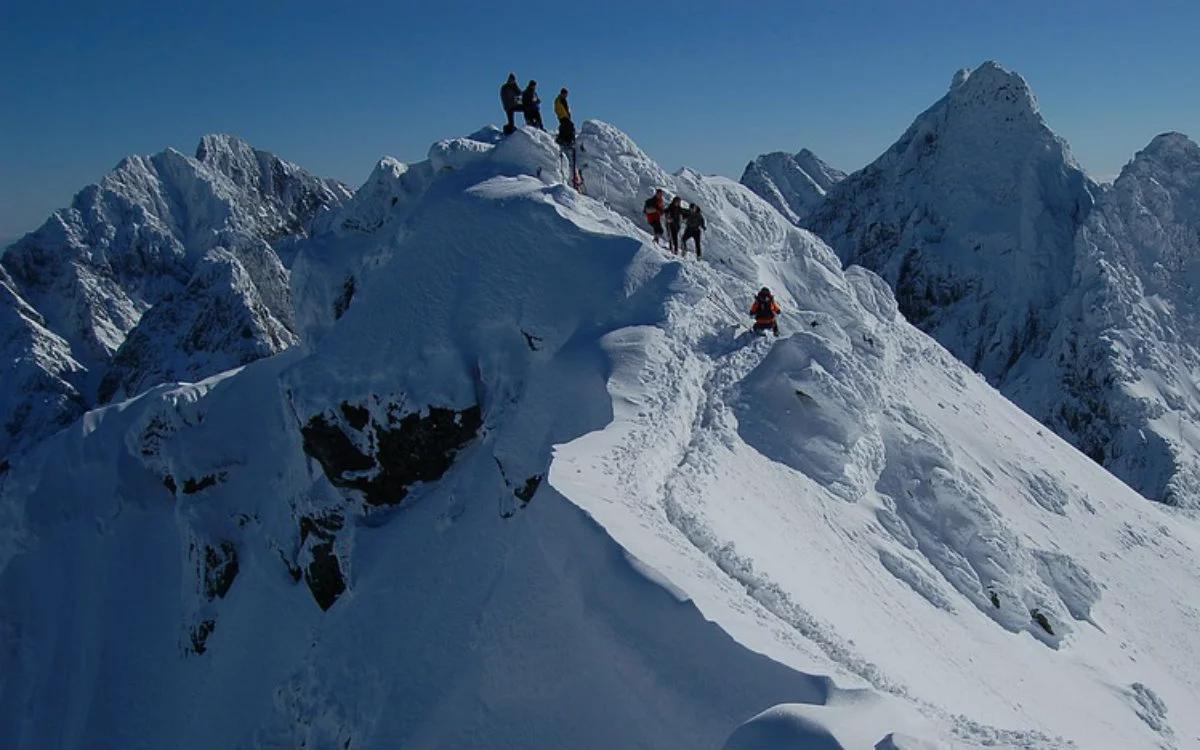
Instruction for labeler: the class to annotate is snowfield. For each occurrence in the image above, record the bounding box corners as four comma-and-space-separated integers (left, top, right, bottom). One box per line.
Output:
1, 121, 1198, 749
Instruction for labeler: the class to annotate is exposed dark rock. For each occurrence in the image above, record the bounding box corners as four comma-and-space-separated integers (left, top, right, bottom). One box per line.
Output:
301, 403, 482, 506
299, 514, 346, 610
163, 475, 177, 495
301, 414, 374, 476
300, 513, 344, 543
182, 472, 227, 495
515, 474, 543, 503
1032, 609, 1055, 635
306, 542, 345, 611
190, 619, 216, 655
521, 329, 543, 351
340, 402, 370, 431
333, 276, 356, 319
203, 541, 239, 600
140, 415, 175, 458
1, 458, 11, 474
988, 590, 1000, 608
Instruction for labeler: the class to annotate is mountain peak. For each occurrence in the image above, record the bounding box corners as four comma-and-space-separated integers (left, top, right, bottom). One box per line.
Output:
948, 60, 1039, 115
739, 148, 845, 224
195, 133, 256, 163
1139, 131, 1200, 161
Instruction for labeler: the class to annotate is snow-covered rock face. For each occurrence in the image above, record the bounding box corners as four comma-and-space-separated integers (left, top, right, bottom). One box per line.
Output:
807, 60, 1096, 383
2, 120, 1198, 750
98, 241, 298, 403
0, 269, 86, 458
797, 61, 1200, 508
1012, 131, 1200, 507
740, 148, 846, 224
0, 135, 348, 461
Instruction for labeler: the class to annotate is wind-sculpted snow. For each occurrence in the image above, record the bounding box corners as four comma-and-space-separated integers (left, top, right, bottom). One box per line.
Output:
1, 120, 1199, 750
0, 135, 348, 463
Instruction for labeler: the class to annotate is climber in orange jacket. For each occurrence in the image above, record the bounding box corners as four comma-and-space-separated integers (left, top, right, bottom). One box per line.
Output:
750, 287, 781, 336
643, 188, 667, 246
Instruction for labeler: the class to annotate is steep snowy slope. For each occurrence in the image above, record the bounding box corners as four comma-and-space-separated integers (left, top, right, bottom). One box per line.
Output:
740, 149, 846, 224
1008, 132, 1200, 507
2, 123, 1198, 750
0, 135, 348, 460
0, 268, 86, 459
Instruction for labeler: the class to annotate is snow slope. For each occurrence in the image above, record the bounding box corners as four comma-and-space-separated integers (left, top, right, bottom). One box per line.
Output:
1, 122, 1198, 749
740, 149, 846, 224
0, 135, 348, 460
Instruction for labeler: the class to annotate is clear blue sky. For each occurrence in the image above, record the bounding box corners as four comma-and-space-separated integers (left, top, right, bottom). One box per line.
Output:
2, 0, 1197, 240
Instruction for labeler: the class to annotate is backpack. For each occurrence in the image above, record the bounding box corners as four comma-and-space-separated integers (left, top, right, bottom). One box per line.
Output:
755, 293, 774, 317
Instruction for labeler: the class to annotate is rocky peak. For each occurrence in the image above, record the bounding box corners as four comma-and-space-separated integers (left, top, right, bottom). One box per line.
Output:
1124, 132, 1200, 183
947, 60, 1039, 116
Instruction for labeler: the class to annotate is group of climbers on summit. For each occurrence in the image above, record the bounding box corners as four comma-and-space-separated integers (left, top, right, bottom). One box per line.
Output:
501, 72, 576, 148
501, 72, 581, 191
644, 188, 706, 258
501, 73, 575, 147
498, 73, 776, 333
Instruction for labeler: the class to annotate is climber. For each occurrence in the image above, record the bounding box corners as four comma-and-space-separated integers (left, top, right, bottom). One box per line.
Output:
682, 203, 707, 258
501, 73, 522, 134
555, 87, 575, 148
664, 196, 686, 254
523, 80, 544, 130
643, 189, 667, 246
750, 287, 781, 336
554, 87, 571, 125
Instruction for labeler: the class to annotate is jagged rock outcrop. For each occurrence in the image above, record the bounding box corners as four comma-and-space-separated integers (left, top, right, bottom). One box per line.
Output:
740, 149, 845, 223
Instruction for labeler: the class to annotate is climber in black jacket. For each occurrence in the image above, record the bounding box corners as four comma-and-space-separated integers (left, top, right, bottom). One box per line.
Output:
500, 73, 522, 133
682, 204, 707, 258
522, 80, 544, 130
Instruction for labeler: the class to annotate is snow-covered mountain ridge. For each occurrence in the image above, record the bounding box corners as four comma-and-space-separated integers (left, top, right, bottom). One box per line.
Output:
745, 61, 1200, 510
0, 134, 349, 461
2, 120, 1197, 749
739, 149, 846, 224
